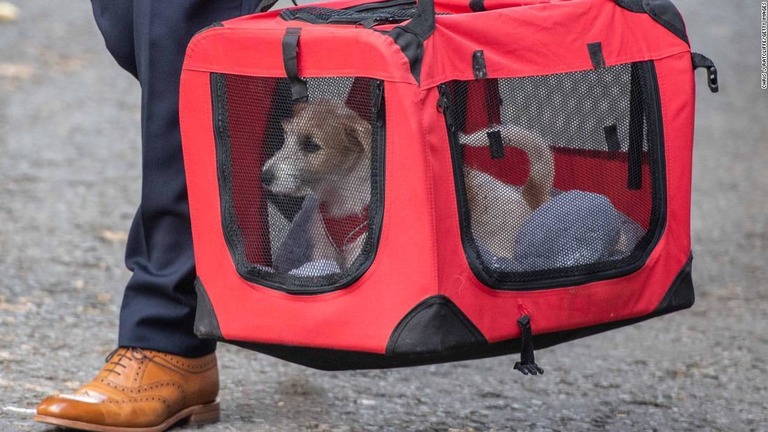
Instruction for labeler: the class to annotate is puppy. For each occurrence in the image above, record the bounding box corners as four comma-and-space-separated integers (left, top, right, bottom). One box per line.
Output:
261, 99, 372, 270
461, 124, 555, 259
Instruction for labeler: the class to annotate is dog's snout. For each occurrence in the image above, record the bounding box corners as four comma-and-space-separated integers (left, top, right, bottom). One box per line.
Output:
261, 168, 275, 187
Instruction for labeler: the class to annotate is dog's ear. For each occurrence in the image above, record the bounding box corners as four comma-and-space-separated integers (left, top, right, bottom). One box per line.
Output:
292, 102, 309, 116
342, 117, 370, 155
282, 102, 309, 129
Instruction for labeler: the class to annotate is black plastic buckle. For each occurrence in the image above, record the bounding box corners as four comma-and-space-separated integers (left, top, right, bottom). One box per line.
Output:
692, 52, 719, 93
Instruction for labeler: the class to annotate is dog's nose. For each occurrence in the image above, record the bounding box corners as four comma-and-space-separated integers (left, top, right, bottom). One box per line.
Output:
261, 168, 275, 187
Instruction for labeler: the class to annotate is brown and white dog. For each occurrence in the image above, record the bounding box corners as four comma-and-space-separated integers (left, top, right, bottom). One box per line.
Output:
461, 124, 555, 259
261, 99, 372, 270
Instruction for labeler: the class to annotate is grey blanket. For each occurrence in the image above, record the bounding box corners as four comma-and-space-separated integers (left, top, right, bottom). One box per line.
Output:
479, 190, 644, 272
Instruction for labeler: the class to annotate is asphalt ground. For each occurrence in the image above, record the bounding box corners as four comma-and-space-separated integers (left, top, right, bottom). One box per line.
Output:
0, 1, 766, 431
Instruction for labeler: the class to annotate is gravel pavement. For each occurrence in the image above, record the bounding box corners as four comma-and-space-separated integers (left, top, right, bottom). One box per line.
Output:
1, 1, 766, 431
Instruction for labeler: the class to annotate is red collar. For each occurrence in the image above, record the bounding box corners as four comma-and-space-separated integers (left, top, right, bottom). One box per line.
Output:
319, 203, 369, 251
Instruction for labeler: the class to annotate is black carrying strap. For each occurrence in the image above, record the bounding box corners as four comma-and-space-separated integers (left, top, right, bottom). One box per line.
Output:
487, 130, 504, 159
282, 27, 308, 102
604, 124, 621, 152
587, 42, 606, 69
254, 0, 281, 13
691, 52, 719, 93
386, 0, 436, 83
473, 50, 488, 79
404, 0, 436, 39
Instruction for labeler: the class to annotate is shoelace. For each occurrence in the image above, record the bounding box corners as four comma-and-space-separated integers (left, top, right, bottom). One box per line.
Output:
103, 347, 146, 377
102, 347, 195, 377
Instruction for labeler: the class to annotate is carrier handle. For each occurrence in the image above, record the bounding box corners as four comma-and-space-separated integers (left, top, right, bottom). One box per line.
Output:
282, 28, 309, 102
254, 0, 435, 37
404, 0, 436, 39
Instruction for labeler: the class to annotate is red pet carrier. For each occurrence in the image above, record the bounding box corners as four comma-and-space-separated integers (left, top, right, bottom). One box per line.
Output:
180, 0, 718, 371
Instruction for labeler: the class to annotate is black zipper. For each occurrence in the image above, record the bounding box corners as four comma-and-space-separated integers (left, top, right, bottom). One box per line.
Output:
347, 0, 415, 13
437, 84, 457, 138
281, 0, 417, 27
372, 80, 385, 127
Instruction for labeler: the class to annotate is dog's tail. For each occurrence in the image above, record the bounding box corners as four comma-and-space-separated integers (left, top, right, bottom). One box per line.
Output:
461, 125, 555, 210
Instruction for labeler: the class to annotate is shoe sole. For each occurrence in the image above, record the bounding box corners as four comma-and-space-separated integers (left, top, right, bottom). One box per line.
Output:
33, 400, 220, 432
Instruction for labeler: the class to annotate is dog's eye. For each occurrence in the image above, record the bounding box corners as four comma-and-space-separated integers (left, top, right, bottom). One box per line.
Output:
299, 136, 322, 153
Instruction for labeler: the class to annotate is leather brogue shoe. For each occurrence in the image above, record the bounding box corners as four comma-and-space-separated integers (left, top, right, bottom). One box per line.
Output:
35, 347, 219, 432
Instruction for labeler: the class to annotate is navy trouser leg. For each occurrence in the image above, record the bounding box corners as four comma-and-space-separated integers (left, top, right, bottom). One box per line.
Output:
91, 0, 258, 357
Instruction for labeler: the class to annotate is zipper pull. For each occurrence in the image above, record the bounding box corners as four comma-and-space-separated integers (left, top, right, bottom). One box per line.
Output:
437, 84, 456, 132
513, 315, 544, 376
359, 16, 388, 28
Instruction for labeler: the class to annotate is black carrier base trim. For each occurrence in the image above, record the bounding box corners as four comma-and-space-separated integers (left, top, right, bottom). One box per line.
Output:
194, 278, 224, 341
386, 295, 487, 356
216, 256, 693, 370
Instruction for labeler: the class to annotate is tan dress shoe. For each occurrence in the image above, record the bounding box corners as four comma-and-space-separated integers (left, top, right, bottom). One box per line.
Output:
35, 347, 219, 432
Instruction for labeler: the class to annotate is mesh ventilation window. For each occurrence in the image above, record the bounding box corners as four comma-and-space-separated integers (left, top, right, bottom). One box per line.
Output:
212, 74, 385, 294
444, 61, 665, 289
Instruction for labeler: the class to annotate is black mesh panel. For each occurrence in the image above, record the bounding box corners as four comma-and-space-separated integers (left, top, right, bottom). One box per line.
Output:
212, 74, 385, 294
443, 61, 664, 289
